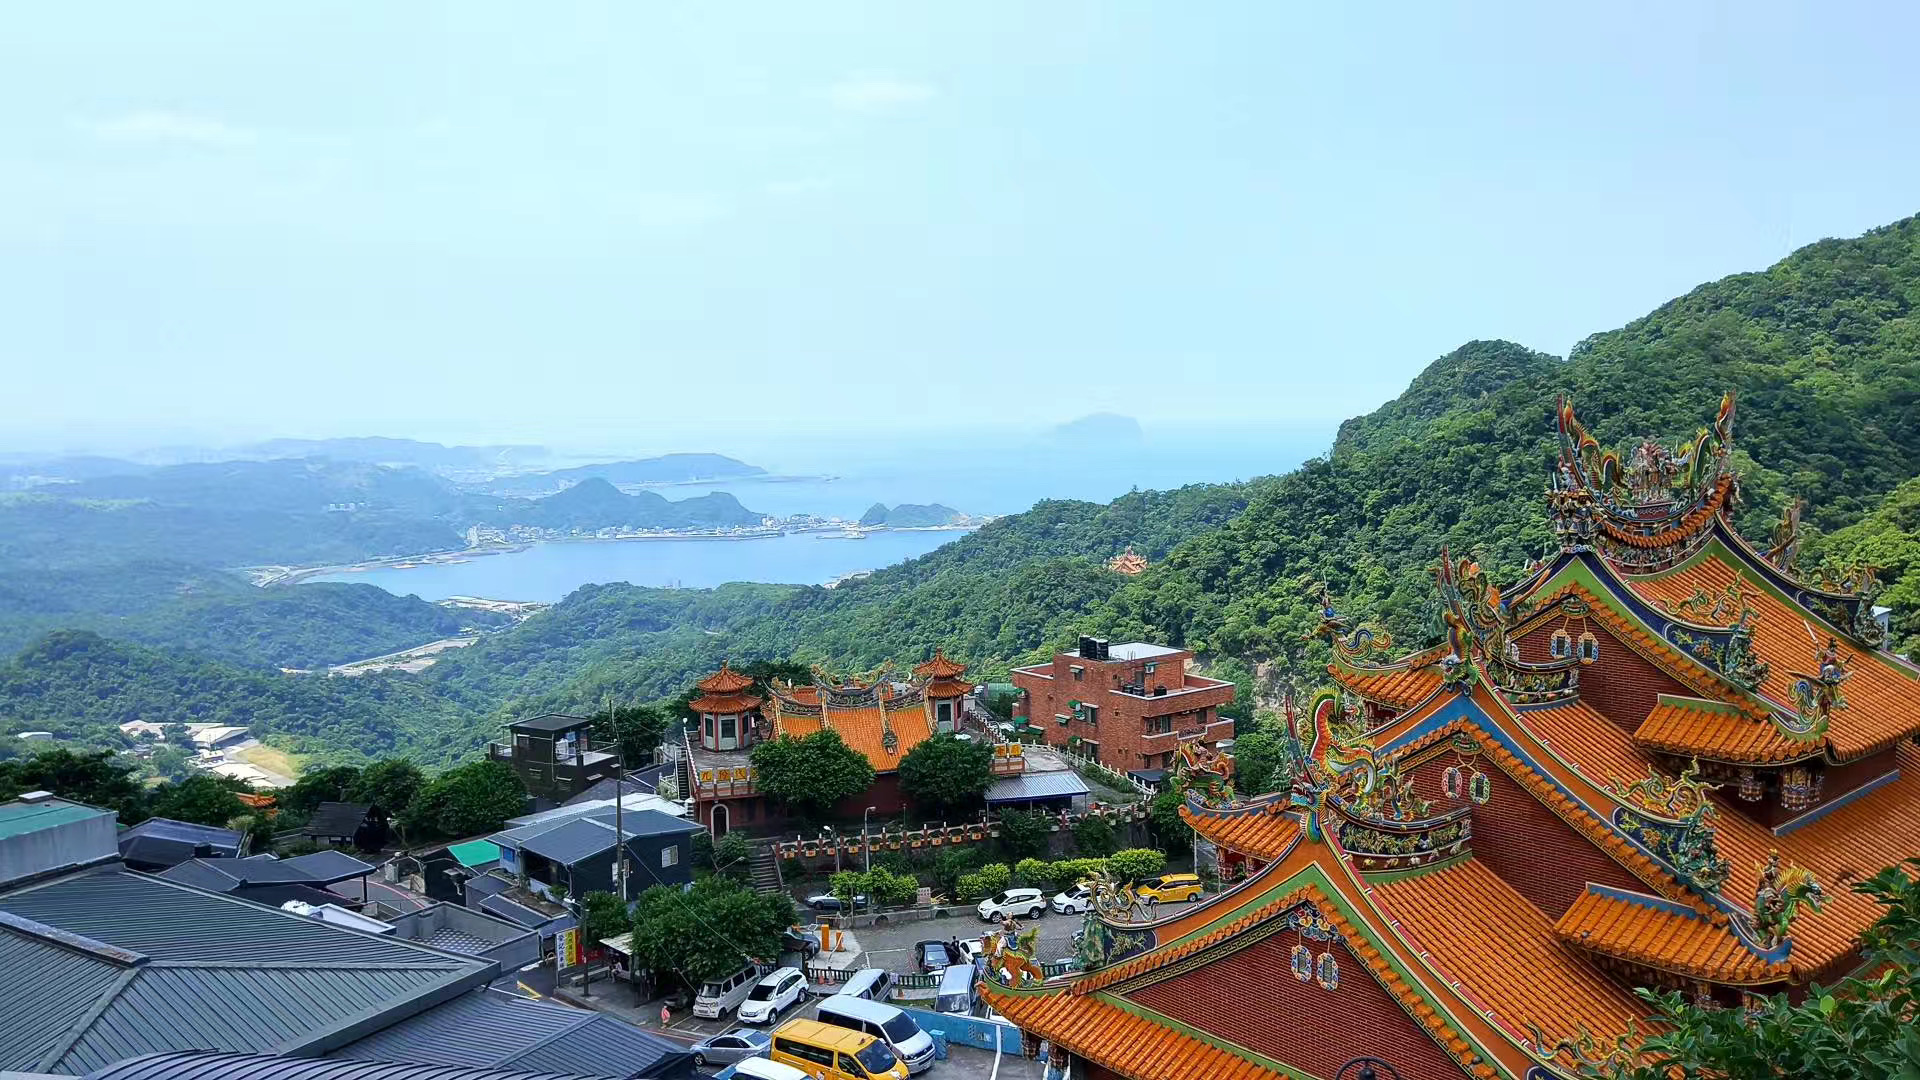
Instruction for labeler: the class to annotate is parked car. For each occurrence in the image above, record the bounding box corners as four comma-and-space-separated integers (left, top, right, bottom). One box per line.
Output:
781, 927, 823, 960
805, 893, 869, 912
738, 967, 808, 1025
1050, 884, 1093, 915
694, 963, 765, 1019
690, 1029, 773, 1068
913, 940, 953, 973
1135, 873, 1205, 905
976, 887, 1047, 922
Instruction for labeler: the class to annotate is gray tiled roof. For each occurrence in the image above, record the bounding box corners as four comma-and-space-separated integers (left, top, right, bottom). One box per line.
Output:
0, 869, 493, 1074
986, 769, 1091, 803
303, 802, 373, 839
333, 992, 692, 1080
84, 1050, 626, 1080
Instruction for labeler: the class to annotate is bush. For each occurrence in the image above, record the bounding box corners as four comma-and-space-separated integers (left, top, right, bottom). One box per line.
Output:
932, 846, 984, 899
955, 871, 992, 901
1072, 815, 1117, 858
1044, 857, 1107, 893
956, 863, 1012, 903
1014, 858, 1049, 887
829, 867, 920, 908
996, 809, 1051, 862
692, 830, 716, 872
1107, 848, 1168, 883
713, 832, 753, 883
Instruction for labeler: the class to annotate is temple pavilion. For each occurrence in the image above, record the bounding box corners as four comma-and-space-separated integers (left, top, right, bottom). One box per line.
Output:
983, 393, 1920, 1080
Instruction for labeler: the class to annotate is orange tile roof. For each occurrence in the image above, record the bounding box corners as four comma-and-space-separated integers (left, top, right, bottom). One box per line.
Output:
1376, 859, 1648, 1060
1502, 693, 1920, 978
1628, 551, 1920, 759
986, 987, 1283, 1080
1178, 803, 1303, 862
696, 663, 755, 694
690, 691, 760, 714
912, 649, 968, 679
1073, 884, 1315, 995
1556, 887, 1785, 984
1635, 696, 1809, 764
1597, 474, 1734, 548
1331, 664, 1443, 709
773, 701, 931, 772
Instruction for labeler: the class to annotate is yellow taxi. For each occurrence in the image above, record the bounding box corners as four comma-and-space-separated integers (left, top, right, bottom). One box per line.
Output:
770, 1017, 910, 1080
1134, 872, 1205, 904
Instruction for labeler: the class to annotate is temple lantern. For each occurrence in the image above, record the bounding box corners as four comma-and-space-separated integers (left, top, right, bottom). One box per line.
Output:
914, 649, 974, 734
690, 662, 761, 752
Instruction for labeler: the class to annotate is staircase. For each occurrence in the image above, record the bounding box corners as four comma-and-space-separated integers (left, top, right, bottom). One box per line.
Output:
750, 841, 783, 895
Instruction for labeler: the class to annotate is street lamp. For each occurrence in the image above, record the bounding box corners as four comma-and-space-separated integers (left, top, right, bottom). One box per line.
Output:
862, 806, 878, 873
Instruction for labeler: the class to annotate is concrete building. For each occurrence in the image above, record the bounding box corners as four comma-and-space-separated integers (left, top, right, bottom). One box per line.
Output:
487, 807, 700, 901
488, 714, 617, 804
1011, 637, 1237, 772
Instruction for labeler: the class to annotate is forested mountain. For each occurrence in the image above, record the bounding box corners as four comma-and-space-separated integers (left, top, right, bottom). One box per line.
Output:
2, 214, 1915, 765
859, 503, 965, 527
470, 478, 763, 530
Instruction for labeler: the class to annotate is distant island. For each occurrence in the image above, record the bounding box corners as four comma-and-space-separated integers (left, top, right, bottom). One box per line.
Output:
472, 477, 764, 533
858, 502, 969, 528
240, 436, 548, 472
480, 453, 766, 496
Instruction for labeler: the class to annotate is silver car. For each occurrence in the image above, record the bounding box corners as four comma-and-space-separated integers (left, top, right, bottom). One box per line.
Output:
690, 1029, 772, 1068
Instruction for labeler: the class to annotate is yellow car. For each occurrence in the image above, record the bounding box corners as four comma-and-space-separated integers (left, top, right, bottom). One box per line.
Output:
1135, 873, 1204, 904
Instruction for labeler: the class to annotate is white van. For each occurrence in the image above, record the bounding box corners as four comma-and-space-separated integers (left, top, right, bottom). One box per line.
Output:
693, 963, 764, 1019
731, 1058, 812, 1080
934, 963, 977, 1016
815, 996, 936, 1075
836, 968, 895, 1002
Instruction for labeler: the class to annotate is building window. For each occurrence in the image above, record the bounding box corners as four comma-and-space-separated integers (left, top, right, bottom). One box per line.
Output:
1081, 705, 1098, 726
1056, 713, 1072, 726
662, 845, 680, 868
1577, 631, 1600, 665
1070, 666, 1084, 682
1144, 662, 1158, 676
1550, 630, 1572, 660
1147, 716, 1173, 735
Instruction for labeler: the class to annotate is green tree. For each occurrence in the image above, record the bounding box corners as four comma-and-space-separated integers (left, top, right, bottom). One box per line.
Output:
1576, 859, 1920, 1080
630, 878, 795, 984
1230, 731, 1294, 797
578, 891, 631, 944
349, 759, 425, 814
404, 760, 527, 839
1147, 788, 1195, 853
148, 744, 195, 782
1107, 848, 1168, 883
160, 722, 192, 746
897, 735, 994, 817
1072, 814, 1117, 858
691, 830, 716, 873
1014, 858, 1050, 887
712, 831, 753, 884
284, 764, 363, 816
748, 730, 874, 820
590, 704, 672, 767
996, 809, 1051, 862
0, 747, 145, 818
150, 774, 249, 827
931, 846, 984, 900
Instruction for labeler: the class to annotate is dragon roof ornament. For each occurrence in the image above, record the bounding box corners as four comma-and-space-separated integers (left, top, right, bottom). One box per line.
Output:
1549, 393, 1737, 569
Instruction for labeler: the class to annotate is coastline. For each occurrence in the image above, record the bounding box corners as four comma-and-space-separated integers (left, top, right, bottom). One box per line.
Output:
248, 521, 979, 588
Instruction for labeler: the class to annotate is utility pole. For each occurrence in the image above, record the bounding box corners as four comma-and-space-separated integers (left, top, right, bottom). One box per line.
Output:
610, 692, 628, 902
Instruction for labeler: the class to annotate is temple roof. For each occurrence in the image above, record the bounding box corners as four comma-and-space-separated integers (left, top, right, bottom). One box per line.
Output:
912, 649, 968, 679
695, 663, 755, 695
1623, 543, 1920, 761
1106, 547, 1149, 575
1330, 663, 1443, 710
1556, 886, 1785, 984
769, 687, 932, 771
1634, 695, 1806, 764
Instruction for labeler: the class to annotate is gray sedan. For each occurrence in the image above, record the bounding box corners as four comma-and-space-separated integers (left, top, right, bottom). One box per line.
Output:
690, 1029, 772, 1068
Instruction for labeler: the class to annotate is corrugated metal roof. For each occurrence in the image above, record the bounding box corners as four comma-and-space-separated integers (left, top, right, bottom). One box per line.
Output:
332, 993, 691, 1080
0, 800, 109, 838
985, 770, 1090, 803
85, 1050, 627, 1080
477, 895, 568, 931
515, 819, 618, 865
280, 850, 378, 884
303, 803, 373, 839
118, 818, 242, 852
0, 869, 494, 1074
447, 841, 500, 869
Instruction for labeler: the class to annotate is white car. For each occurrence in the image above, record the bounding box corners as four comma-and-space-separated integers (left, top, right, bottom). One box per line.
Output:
1051, 884, 1093, 915
976, 887, 1047, 922
736, 966, 806, 1025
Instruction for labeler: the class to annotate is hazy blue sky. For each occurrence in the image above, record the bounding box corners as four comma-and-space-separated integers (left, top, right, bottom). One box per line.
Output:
4, 2, 1915, 454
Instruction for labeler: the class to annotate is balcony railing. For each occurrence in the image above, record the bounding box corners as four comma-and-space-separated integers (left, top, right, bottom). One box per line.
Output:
488, 743, 513, 760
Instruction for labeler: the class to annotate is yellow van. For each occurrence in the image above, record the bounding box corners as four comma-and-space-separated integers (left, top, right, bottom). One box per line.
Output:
769, 1017, 910, 1080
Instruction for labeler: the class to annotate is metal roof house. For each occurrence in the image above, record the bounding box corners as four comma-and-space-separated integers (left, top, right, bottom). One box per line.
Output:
115, 818, 243, 871
0, 793, 119, 886
487, 808, 699, 902
78, 1050, 630, 1080
157, 850, 377, 907
300, 802, 388, 850
330, 990, 695, 1079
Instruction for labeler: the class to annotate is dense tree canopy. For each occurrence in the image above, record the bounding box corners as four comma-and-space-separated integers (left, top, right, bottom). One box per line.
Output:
629, 878, 795, 984
897, 734, 995, 817
748, 730, 874, 820
402, 760, 527, 839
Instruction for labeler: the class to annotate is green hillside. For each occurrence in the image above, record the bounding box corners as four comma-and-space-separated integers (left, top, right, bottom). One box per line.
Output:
3, 213, 1916, 764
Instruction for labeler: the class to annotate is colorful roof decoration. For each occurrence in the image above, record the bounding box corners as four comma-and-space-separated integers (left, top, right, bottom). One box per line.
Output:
766, 673, 934, 770
1106, 546, 1149, 575
912, 649, 974, 699
979, 393, 1920, 1080
690, 662, 761, 715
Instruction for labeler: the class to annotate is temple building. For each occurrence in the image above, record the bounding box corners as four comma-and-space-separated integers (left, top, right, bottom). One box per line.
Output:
982, 394, 1920, 1079
1107, 547, 1149, 575
1011, 636, 1236, 773
683, 653, 1021, 835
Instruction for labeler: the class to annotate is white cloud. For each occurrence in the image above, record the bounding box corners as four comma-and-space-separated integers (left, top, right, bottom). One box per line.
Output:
828, 76, 936, 113
77, 110, 256, 148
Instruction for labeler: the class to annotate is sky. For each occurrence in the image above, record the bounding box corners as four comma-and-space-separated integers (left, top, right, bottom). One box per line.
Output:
3, 2, 1916, 456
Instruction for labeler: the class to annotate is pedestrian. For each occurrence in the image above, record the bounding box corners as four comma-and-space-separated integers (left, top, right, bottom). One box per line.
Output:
659, 1004, 671, 1028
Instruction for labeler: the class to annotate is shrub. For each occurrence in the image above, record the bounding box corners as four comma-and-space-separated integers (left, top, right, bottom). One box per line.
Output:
955, 871, 991, 901
1072, 815, 1117, 858
975, 863, 1011, 896
1014, 858, 1049, 887
932, 846, 984, 899
1044, 857, 1107, 893
1107, 848, 1168, 883
996, 809, 1051, 862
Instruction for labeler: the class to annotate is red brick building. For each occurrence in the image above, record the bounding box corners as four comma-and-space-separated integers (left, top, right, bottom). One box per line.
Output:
1011, 637, 1235, 774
